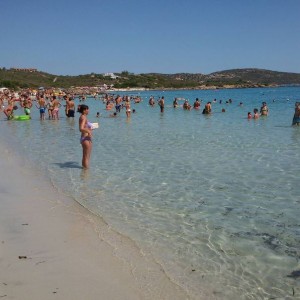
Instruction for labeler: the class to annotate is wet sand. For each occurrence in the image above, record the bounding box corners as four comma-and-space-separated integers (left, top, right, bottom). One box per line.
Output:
0, 141, 149, 299
0, 130, 191, 300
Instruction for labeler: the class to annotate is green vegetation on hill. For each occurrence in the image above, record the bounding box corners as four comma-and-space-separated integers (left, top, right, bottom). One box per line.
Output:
1, 67, 300, 90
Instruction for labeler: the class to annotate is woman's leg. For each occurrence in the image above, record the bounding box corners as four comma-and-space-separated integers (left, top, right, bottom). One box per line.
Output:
81, 140, 92, 169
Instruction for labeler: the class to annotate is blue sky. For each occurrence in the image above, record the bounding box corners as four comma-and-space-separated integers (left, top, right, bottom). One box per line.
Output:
1, 0, 299, 75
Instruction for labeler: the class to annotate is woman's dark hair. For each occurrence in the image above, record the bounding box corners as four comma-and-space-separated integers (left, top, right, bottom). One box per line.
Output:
78, 104, 89, 113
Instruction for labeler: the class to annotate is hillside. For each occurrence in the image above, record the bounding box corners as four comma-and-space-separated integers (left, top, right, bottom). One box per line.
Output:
1, 68, 300, 90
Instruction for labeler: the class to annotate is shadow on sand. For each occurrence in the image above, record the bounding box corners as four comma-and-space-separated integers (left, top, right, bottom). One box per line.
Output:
53, 161, 82, 169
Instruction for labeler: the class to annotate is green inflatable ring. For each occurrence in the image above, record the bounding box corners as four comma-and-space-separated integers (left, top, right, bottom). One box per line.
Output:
13, 115, 31, 121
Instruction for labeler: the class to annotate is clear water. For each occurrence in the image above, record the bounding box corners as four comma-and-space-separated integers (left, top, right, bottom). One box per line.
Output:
1, 87, 300, 299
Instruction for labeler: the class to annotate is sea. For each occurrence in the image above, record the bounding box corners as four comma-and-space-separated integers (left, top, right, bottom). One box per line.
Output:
1, 86, 300, 299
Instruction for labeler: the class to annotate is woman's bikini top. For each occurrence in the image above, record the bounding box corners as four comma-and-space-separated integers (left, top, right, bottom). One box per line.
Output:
87, 121, 93, 129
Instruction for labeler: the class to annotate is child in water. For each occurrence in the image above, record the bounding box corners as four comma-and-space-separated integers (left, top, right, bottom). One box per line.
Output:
253, 108, 260, 119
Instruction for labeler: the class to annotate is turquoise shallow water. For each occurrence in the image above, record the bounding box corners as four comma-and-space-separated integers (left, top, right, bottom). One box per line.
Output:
1, 87, 300, 299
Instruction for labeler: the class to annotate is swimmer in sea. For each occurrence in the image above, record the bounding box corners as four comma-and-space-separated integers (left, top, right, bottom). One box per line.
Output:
79, 104, 92, 169
193, 98, 201, 109
247, 112, 252, 119
203, 102, 212, 114
253, 108, 260, 119
149, 97, 155, 107
183, 99, 192, 110
173, 98, 179, 108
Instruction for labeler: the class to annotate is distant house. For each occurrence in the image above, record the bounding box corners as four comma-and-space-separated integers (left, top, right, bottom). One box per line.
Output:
103, 72, 119, 79
10, 68, 38, 72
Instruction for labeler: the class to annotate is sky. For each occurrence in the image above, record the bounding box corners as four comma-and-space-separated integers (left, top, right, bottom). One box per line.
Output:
1, 0, 300, 76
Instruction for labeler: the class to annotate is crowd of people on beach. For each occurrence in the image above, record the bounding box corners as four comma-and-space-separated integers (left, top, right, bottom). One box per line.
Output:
1, 87, 300, 169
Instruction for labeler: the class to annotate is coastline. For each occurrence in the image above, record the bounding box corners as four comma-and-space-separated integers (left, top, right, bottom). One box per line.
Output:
106, 83, 282, 93
0, 132, 189, 299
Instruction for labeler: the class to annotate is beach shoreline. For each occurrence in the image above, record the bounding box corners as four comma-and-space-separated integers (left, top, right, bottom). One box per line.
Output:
0, 133, 189, 300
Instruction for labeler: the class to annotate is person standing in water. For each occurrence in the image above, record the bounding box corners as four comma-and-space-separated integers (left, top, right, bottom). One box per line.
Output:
203, 101, 212, 114
36, 94, 47, 120
292, 102, 300, 126
79, 104, 92, 169
193, 98, 201, 109
125, 98, 131, 118
260, 102, 269, 116
66, 96, 75, 118
158, 96, 165, 113
52, 96, 61, 120
21, 96, 32, 116
253, 108, 260, 119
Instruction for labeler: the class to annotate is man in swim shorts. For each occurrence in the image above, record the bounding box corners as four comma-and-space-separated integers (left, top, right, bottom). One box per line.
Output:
158, 96, 165, 113
66, 97, 75, 118
36, 94, 46, 120
292, 102, 300, 126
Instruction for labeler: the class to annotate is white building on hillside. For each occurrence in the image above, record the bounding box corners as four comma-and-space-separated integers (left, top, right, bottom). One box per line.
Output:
103, 73, 119, 79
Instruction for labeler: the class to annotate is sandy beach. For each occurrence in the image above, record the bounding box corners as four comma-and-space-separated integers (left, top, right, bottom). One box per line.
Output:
0, 138, 188, 300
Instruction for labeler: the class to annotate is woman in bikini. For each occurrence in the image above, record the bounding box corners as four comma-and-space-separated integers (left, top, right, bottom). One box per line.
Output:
52, 96, 61, 120
79, 104, 92, 169
125, 98, 131, 117
260, 102, 269, 116
47, 97, 55, 119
